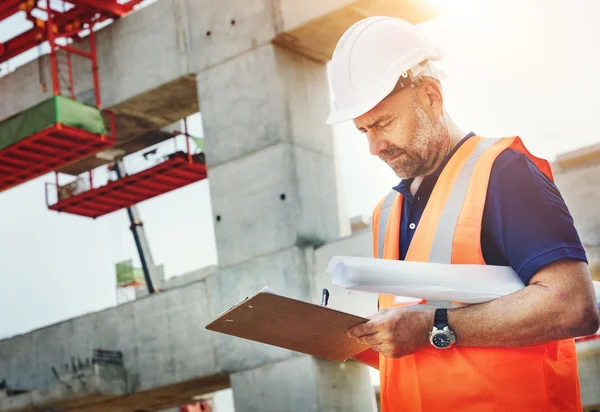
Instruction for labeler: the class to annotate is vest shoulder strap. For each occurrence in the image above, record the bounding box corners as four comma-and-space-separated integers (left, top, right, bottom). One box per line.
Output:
376, 191, 398, 259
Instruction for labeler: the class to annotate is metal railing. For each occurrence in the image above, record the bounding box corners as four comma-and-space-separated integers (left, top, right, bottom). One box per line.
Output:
46, 121, 204, 208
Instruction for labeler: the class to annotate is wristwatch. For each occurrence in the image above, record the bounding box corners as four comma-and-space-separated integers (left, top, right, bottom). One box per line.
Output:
429, 308, 456, 349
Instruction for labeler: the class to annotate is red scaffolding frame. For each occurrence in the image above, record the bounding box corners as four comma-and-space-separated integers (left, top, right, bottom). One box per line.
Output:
0, 1, 143, 65
0, 1, 142, 192
47, 127, 207, 219
0, 112, 116, 193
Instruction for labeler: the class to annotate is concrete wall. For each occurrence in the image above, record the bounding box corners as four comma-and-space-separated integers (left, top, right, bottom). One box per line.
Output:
0, 281, 217, 395
1, 365, 128, 412
554, 161, 600, 279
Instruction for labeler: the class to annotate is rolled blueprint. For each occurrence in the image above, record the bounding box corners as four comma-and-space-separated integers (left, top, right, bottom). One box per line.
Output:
327, 256, 600, 305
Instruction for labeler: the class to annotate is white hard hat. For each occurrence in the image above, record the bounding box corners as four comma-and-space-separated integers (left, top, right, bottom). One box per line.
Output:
326, 16, 444, 125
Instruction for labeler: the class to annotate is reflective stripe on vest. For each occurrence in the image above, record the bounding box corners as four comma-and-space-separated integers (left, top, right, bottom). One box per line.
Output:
428, 138, 500, 263
377, 191, 397, 259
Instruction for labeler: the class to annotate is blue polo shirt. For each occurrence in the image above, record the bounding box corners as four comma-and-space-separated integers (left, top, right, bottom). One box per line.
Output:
393, 133, 587, 285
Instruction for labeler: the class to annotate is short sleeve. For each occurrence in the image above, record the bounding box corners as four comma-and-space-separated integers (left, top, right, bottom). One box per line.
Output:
481, 149, 587, 285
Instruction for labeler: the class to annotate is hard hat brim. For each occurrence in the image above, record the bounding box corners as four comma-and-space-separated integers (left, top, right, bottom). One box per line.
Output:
326, 93, 390, 125
325, 74, 400, 125
326, 108, 361, 125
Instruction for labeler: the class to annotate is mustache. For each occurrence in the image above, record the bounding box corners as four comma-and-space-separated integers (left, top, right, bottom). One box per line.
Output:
379, 146, 405, 162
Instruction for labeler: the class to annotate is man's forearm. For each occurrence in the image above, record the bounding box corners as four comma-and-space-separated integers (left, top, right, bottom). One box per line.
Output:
448, 261, 599, 348
348, 260, 599, 358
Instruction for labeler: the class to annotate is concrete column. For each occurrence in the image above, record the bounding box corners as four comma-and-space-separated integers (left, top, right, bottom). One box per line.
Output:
197, 44, 372, 411
197, 43, 350, 267
230, 355, 377, 412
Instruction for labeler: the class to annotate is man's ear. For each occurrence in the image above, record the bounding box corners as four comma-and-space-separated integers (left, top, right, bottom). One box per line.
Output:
417, 79, 443, 120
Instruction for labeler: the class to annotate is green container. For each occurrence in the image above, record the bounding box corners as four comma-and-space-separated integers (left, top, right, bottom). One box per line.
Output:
116, 259, 165, 287
0, 96, 106, 151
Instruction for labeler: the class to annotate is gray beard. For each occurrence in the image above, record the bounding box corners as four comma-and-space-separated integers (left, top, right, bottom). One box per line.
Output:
389, 103, 449, 179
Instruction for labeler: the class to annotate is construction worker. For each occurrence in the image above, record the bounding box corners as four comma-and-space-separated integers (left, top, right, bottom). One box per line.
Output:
326, 17, 600, 411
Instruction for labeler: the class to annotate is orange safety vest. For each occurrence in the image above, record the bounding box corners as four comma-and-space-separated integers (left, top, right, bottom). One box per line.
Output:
372, 136, 581, 412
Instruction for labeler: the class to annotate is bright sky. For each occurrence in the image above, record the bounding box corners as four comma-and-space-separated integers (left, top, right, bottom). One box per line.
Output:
0, 0, 598, 410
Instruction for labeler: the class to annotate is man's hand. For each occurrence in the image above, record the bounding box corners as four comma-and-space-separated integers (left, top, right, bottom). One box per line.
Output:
347, 307, 434, 358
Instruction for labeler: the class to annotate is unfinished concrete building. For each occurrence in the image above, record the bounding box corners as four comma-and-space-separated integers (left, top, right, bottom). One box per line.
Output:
0, 0, 598, 411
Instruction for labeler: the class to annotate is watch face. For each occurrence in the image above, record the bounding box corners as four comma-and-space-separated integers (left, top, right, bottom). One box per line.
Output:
432, 333, 452, 348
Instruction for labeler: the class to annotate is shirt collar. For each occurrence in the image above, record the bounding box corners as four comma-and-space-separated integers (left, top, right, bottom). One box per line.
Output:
392, 132, 476, 199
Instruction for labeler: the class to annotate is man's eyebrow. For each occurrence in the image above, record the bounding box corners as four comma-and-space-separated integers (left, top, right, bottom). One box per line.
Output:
357, 115, 395, 131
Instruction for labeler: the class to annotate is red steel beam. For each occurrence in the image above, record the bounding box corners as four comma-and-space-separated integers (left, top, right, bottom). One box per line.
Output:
1, 0, 141, 64
170, 166, 207, 181
67, 0, 138, 18
0, 1, 25, 22
79, 194, 125, 210
122, 185, 158, 198
0, 27, 43, 64
138, 179, 174, 192
107, 190, 142, 204
51, 7, 95, 32
55, 42, 92, 59
120, 0, 145, 13
0, 9, 93, 64
64, 197, 116, 213
0, 12, 92, 64
15, 147, 56, 163
153, 173, 189, 187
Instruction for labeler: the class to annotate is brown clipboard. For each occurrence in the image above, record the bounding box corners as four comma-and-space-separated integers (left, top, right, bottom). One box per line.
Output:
205, 290, 369, 362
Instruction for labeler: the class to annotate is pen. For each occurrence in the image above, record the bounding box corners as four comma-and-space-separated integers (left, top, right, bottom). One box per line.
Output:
321, 288, 330, 307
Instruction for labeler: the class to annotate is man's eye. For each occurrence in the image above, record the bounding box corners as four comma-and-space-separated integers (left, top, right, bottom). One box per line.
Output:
378, 122, 392, 129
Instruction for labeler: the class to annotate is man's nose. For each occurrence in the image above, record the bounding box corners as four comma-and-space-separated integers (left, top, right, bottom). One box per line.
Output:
368, 133, 389, 156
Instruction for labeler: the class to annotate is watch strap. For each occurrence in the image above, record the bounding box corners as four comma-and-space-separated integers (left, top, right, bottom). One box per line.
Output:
434, 308, 448, 329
